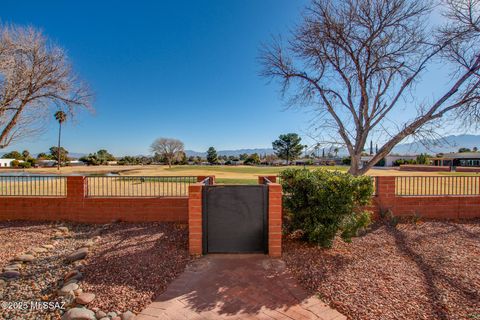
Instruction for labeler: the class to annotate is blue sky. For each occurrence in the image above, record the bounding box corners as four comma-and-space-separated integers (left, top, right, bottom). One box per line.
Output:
1, 1, 476, 156
1, 0, 314, 156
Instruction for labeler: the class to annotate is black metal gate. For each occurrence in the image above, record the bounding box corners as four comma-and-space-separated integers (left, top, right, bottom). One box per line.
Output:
203, 185, 268, 254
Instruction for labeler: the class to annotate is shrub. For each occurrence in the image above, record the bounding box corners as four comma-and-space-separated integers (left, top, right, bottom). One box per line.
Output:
11, 160, 20, 168
18, 162, 31, 168
280, 168, 373, 247
393, 158, 417, 166
342, 157, 351, 165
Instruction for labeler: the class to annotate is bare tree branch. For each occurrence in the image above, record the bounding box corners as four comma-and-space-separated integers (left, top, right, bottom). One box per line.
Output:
260, 0, 480, 175
0, 24, 93, 149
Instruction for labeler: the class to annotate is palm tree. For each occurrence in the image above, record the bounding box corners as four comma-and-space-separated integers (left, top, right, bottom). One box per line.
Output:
333, 147, 339, 158
54, 111, 67, 170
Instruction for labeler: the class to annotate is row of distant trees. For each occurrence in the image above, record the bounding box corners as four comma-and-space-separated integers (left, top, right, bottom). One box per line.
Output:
147, 134, 308, 167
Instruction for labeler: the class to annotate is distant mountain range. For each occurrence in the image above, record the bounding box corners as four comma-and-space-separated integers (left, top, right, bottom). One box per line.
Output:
1, 134, 478, 158
185, 148, 275, 157
390, 134, 480, 155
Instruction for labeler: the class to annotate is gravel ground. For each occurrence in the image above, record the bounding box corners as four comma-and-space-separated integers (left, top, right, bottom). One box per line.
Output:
0, 221, 56, 270
283, 220, 480, 320
0, 222, 102, 319
81, 222, 191, 314
0, 221, 190, 319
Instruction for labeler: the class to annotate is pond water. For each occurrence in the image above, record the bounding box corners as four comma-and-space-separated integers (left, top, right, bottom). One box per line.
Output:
0, 171, 119, 177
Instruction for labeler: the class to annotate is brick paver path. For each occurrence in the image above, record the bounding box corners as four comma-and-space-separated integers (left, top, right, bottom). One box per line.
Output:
135, 254, 345, 320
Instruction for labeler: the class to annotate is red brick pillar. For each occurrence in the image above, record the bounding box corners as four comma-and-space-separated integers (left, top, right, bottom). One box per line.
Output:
375, 176, 396, 214
188, 183, 203, 255
66, 176, 86, 200
267, 183, 282, 257
65, 176, 85, 220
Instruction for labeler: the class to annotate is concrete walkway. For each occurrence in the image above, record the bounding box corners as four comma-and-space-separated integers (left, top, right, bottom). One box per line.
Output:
135, 255, 346, 320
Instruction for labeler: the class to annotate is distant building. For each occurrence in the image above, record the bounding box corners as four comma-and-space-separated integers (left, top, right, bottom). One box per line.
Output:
431, 152, 480, 167
37, 160, 56, 167
361, 154, 417, 167
68, 160, 86, 166
0, 159, 15, 167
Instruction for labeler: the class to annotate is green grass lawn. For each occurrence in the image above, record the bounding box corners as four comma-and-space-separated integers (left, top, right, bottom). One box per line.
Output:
215, 178, 258, 185
165, 165, 349, 174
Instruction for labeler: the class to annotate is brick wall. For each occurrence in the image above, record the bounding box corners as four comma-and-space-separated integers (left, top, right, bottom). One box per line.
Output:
399, 165, 451, 172
373, 176, 480, 219
456, 167, 480, 173
0, 176, 189, 223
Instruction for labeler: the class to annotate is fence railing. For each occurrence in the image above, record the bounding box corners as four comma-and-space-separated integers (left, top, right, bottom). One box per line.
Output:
395, 176, 480, 196
85, 176, 198, 197
0, 176, 67, 197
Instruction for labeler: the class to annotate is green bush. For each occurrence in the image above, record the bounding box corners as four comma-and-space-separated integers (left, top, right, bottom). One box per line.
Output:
280, 168, 373, 247
11, 160, 20, 168
18, 162, 31, 168
393, 158, 417, 166
342, 157, 351, 165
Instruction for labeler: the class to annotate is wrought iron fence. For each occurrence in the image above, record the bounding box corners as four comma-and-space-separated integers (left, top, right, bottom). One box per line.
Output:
0, 176, 67, 197
85, 176, 198, 197
395, 176, 480, 196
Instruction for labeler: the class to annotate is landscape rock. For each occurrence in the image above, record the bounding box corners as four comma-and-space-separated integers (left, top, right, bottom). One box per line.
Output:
64, 279, 79, 286
64, 270, 82, 281
61, 307, 95, 320
83, 240, 95, 247
3, 266, 19, 272
76, 292, 95, 305
14, 254, 35, 262
120, 311, 135, 320
74, 288, 83, 296
0, 279, 6, 287
58, 283, 79, 296
57, 226, 69, 233
1, 270, 20, 279
64, 291, 76, 306
66, 248, 88, 262
42, 244, 55, 249
107, 312, 118, 318
31, 247, 48, 253
95, 310, 107, 318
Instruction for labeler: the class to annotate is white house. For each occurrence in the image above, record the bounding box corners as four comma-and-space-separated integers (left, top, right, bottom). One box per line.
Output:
361, 154, 417, 167
37, 159, 56, 167
0, 158, 15, 167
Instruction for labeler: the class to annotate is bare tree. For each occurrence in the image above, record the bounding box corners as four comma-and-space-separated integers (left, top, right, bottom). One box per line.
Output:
261, 0, 480, 175
0, 25, 92, 149
150, 137, 185, 168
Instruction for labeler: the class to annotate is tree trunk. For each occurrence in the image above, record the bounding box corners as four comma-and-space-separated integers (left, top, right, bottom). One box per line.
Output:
348, 153, 362, 176
57, 123, 62, 170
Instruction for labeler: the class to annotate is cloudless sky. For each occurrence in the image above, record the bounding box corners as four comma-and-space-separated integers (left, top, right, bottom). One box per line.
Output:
1, 0, 476, 156
1, 0, 314, 156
